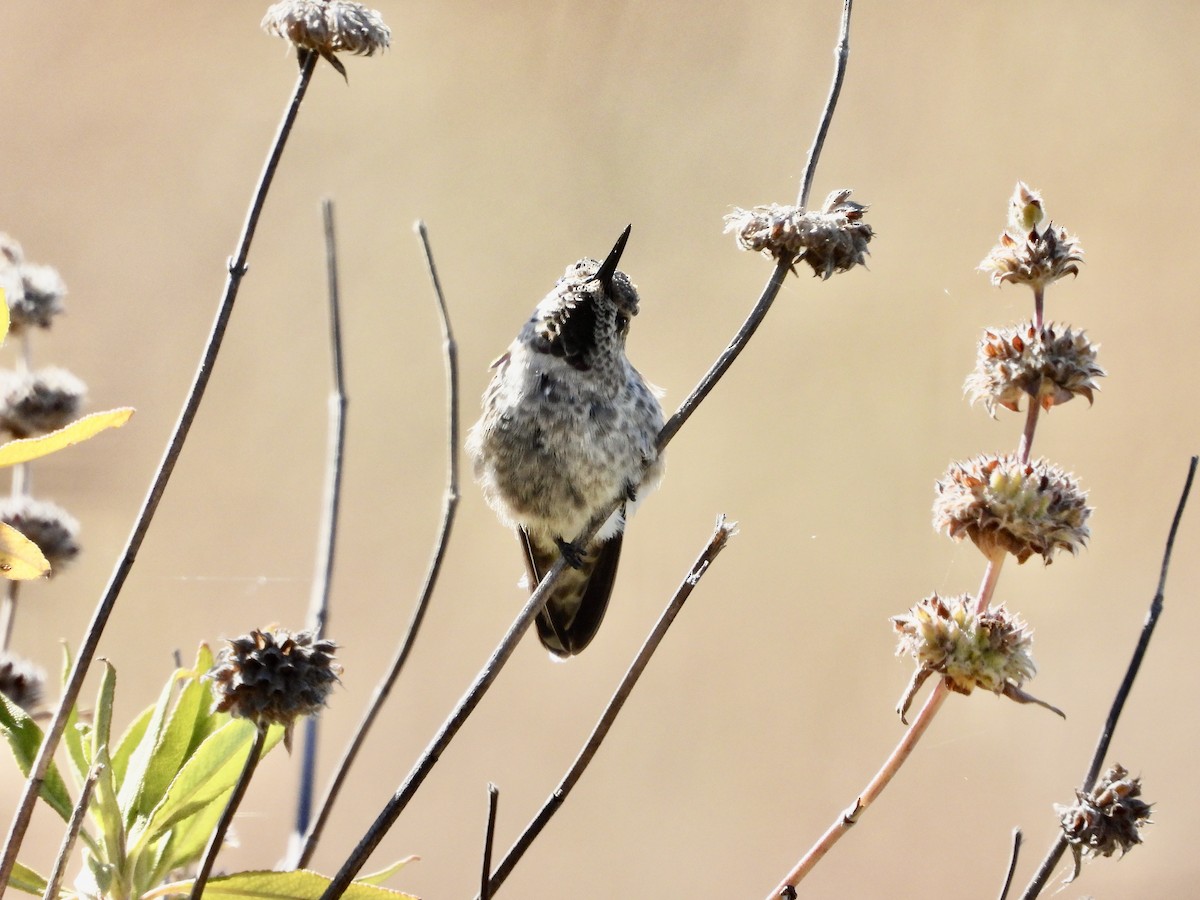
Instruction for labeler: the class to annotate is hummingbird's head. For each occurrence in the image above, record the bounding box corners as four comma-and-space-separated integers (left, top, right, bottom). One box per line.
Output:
532, 225, 641, 372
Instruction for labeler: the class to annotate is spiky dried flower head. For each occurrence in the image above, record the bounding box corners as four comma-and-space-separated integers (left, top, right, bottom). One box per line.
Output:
1056, 764, 1151, 869
0, 367, 86, 438
0, 236, 67, 333
724, 189, 873, 279
933, 454, 1090, 564
0, 652, 45, 711
965, 321, 1105, 416
0, 497, 80, 571
891, 593, 1059, 722
263, 0, 390, 77
208, 628, 341, 735
980, 182, 1083, 290
12, 264, 67, 333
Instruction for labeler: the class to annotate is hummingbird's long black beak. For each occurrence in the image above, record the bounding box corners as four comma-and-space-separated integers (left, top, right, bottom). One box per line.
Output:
593, 224, 632, 292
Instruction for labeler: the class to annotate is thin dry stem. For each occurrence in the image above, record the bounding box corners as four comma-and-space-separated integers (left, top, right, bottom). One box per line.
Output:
658, 0, 852, 451
479, 516, 737, 898
1017, 403, 1040, 465
768, 680, 950, 896
796, 0, 852, 210
973, 552, 1006, 615
295, 220, 460, 869
1020, 456, 1197, 899
189, 726, 268, 900
0, 51, 320, 892
43, 763, 100, 900
480, 784, 499, 900
294, 198, 350, 846
997, 829, 1022, 900
308, 198, 348, 643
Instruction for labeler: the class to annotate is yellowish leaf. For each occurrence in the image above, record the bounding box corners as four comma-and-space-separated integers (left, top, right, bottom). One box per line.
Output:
361, 857, 420, 887
0, 522, 49, 580
0, 407, 134, 467
0, 287, 9, 346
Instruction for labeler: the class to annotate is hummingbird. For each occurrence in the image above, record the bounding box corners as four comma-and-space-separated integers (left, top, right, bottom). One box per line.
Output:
467, 226, 664, 657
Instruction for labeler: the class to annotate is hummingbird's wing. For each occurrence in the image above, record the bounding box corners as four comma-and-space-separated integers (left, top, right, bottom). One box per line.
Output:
519, 526, 624, 658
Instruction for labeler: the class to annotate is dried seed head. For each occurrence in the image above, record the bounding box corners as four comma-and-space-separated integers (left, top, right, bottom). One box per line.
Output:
892, 593, 1062, 723
11, 264, 67, 333
893, 593, 1037, 692
262, 0, 390, 75
0, 237, 67, 333
1056, 765, 1152, 862
980, 183, 1083, 290
965, 321, 1105, 416
724, 189, 873, 279
0, 497, 81, 571
0, 368, 86, 438
208, 628, 341, 732
0, 652, 45, 711
933, 454, 1090, 564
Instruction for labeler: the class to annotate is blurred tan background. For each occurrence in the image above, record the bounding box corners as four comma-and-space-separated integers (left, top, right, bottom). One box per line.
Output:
3, 2, 1199, 897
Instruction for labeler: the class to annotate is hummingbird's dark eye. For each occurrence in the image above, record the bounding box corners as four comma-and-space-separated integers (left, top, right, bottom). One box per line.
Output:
615, 314, 629, 332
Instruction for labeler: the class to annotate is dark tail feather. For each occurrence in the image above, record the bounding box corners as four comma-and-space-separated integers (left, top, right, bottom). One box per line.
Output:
519, 528, 623, 658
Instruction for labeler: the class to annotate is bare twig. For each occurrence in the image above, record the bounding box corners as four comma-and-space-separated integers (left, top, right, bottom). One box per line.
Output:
480, 784, 499, 900
1017, 403, 1040, 465
656, 0, 851, 452
320, 558, 574, 897
42, 762, 101, 900
796, 0, 852, 211
189, 726, 269, 900
777, 547, 1005, 890
319, 0, 858, 889
296, 220, 460, 868
997, 829, 1022, 900
0, 50, 320, 893
308, 198, 348, 643
1020, 455, 1197, 899
295, 198, 350, 846
478, 516, 737, 898
656, 258, 791, 451
769, 681, 951, 896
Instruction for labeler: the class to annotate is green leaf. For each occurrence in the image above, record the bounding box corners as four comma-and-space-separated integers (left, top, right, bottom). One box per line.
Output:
183, 643, 222, 753
111, 703, 155, 793
0, 521, 50, 580
91, 660, 117, 761
0, 407, 134, 467
160, 869, 419, 899
90, 745, 128, 877
0, 692, 74, 821
148, 788, 225, 883
131, 831, 172, 900
8, 860, 47, 896
129, 720, 283, 854
135, 655, 220, 821
116, 667, 183, 822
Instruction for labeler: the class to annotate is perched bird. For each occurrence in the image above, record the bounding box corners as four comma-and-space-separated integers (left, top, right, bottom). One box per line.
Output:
467, 226, 664, 657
